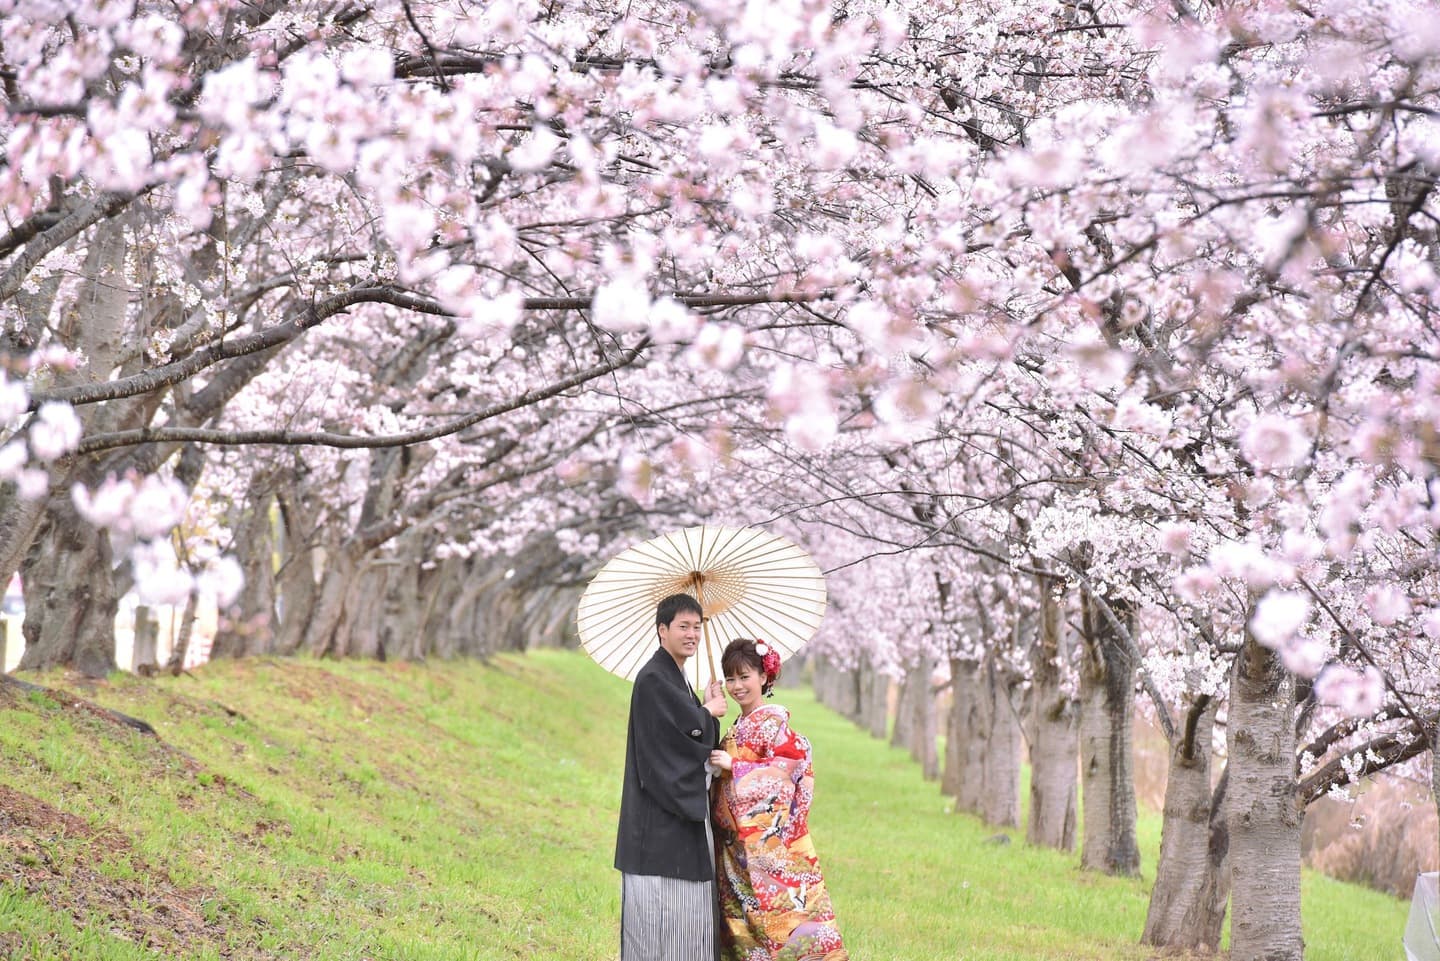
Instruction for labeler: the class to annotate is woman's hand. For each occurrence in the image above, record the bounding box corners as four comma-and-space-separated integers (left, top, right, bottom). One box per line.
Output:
709, 750, 733, 772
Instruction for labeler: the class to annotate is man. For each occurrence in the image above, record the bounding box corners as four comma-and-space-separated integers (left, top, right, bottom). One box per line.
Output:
615, 592, 728, 961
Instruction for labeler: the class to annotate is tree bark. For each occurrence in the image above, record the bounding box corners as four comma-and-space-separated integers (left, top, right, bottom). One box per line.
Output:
519, 581, 578, 649
942, 657, 978, 800
892, 660, 940, 779
858, 655, 889, 739
892, 667, 916, 749
981, 648, 1023, 828
164, 591, 199, 675
304, 544, 361, 657
914, 662, 939, 780
1226, 635, 1303, 961
344, 560, 389, 659
13, 218, 134, 677
1027, 573, 1078, 850
955, 658, 991, 816
0, 230, 78, 588
388, 549, 437, 660
18, 502, 119, 677
273, 487, 320, 655
1143, 695, 1231, 951
210, 493, 276, 658
432, 556, 483, 662
1079, 589, 1140, 876
131, 605, 160, 673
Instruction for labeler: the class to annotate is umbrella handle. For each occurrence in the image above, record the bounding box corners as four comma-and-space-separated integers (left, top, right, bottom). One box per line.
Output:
693, 575, 715, 690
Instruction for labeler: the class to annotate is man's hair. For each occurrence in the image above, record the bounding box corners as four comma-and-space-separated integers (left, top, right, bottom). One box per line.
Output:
655, 593, 703, 634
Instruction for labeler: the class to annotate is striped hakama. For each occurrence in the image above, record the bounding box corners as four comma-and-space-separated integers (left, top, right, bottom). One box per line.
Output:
620, 873, 716, 961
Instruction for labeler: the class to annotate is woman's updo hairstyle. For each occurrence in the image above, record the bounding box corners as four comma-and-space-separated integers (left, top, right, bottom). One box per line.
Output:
720, 637, 781, 697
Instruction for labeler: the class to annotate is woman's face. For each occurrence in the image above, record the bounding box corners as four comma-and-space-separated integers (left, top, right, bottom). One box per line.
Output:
725, 663, 765, 712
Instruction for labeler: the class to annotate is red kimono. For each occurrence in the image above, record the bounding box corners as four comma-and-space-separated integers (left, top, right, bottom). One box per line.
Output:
712, 705, 848, 961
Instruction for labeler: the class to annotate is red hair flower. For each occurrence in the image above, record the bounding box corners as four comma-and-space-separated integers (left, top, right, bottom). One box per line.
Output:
754, 640, 781, 682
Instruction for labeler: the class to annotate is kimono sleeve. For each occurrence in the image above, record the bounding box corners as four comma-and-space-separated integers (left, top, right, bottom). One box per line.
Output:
731, 710, 804, 783
632, 670, 713, 822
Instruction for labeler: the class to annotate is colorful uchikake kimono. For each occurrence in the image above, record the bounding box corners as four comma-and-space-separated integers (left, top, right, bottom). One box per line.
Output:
712, 704, 848, 961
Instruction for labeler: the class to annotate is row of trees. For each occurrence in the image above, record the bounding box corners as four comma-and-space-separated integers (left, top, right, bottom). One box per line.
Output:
811, 560, 1436, 954
2, 1, 1438, 958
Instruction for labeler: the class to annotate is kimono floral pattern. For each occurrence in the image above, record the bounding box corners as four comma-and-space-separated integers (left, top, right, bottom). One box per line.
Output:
712, 705, 848, 961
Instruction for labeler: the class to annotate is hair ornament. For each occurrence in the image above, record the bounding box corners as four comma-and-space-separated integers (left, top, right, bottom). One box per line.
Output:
754, 638, 781, 683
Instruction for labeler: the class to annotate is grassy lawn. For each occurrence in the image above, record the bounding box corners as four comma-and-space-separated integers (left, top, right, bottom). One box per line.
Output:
0, 649, 1413, 959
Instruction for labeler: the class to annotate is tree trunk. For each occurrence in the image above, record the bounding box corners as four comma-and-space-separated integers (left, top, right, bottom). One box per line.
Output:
387, 552, 435, 660
474, 569, 524, 655
892, 667, 917, 749
437, 559, 488, 659
164, 591, 199, 675
858, 655, 889, 740
892, 661, 940, 778
521, 582, 577, 649
812, 656, 840, 710
131, 605, 160, 673
0, 219, 136, 595
912, 662, 939, 780
304, 545, 361, 657
981, 649, 1022, 828
13, 219, 134, 677
18, 504, 119, 678
942, 657, 977, 799
0, 495, 51, 607
1227, 635, 1303, 961
273, 488, 319, 656
1187, 768, 1231, 950
955, 658, 990, 816
344, 561, 389, 659
1144, 696, 1231, 951
210, 494, 276, 658
837, 662, 862, 720
1079, 590, 1140, 876
543, 585, 581, 646
1027, 573, 1078, 850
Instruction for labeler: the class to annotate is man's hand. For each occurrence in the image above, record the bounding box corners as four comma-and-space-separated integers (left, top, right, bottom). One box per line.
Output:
703, 679, 728, 717
709, 750, 733, 772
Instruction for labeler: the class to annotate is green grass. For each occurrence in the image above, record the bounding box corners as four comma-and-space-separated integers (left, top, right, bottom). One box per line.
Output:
0, 650, 1414, 959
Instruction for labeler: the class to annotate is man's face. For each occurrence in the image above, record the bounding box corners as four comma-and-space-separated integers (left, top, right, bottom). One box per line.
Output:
658, 610, 703, 664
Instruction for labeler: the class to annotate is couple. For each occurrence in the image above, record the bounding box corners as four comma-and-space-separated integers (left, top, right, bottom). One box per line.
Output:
615, 593, 848, 961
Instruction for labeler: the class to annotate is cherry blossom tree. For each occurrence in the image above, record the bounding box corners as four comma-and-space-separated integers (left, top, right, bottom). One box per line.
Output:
2, 2, 1438, 959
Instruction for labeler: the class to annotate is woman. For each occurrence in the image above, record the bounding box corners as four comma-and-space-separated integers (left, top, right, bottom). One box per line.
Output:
708, 638, 848, 961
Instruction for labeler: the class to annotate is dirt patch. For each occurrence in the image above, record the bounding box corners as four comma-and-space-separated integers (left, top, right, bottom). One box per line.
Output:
0, 782, 235, 957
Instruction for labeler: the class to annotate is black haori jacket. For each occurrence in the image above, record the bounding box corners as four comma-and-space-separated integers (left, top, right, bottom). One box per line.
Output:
614, 647, 721, 881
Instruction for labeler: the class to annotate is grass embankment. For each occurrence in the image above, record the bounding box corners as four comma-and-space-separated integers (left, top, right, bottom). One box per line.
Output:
0, 650, 1410, 960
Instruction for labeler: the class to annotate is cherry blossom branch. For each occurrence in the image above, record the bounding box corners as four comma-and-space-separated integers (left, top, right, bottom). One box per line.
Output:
397, 2, 450, 91
1297, 708, 1403, 767
522, 291, 833, 311
72, 341, 647, 454
1295, 713, 1437, 807
28, 285, 431, 408
35, 283, 814, 413
0, 190, 136, 305
0, 209, 63, 260
1295, 573, 1436, 755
